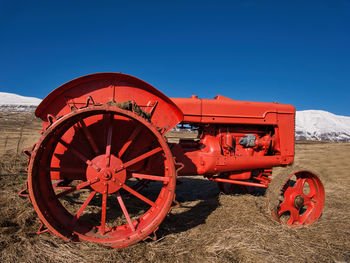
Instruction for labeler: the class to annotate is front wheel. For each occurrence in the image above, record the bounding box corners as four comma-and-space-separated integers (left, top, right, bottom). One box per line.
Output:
266, 166, 325, 226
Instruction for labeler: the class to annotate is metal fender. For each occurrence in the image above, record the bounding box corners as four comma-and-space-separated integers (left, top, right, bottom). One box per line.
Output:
35, 73, 183, 133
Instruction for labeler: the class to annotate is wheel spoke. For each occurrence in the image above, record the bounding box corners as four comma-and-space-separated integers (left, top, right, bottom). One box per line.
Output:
105, 114, 114, 167
55, 178, 99, 199
283, 184, 294, 198
58, 138, 101, 171
100, 185, 108, 235
79, 119, 100, 155
52, 180, 71, 189
278, 200, 290, 216
299, 204, 314, 224
287, 207, 300, 225
306, 178, 317, 196
118, 125, 142, 158
121, 184, 156, 207
53, 184, 72, 190
294, 178, 306, 194
121, 147, 163, 170
302, 194, 315, 206
116, 191, 135, 231
70, 191, 96, 227
132, 173, 170, 182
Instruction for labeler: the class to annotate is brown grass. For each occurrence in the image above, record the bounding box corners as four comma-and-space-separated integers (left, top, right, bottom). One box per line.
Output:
0, 110, 350, 262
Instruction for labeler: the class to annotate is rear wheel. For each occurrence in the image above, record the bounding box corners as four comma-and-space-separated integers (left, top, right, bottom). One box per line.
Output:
27, 105, 177, 248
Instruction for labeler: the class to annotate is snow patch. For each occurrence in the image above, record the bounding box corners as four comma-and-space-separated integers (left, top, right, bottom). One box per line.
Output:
296, 110, 350, 142
0, 92, 41, 106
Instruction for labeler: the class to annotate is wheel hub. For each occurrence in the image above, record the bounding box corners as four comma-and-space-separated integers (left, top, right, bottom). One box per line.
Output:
294, 195, 304, 210
86, 154, 127, 194
102, 170, 113, 180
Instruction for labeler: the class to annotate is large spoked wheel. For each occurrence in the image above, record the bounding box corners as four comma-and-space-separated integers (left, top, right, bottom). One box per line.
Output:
27, 105, 177, 248
267, 167, 325, 226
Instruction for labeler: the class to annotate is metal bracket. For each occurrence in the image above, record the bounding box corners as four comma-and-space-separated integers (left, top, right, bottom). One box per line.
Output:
174, 158, 184, 174
85, 96, 97, 107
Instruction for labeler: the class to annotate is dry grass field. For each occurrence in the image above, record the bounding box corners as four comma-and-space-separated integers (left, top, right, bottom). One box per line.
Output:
0, 110, 349, 262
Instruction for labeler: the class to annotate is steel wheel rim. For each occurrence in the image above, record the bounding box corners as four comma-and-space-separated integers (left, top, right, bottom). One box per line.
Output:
27, 106, 176, 248
274, 171, 325, 226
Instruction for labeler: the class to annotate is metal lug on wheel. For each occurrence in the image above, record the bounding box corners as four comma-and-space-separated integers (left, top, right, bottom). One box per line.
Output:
47, 114, 56, 126
170, 196, 181, 210
23, 148, 32, 158
18, 181, 29, 199
37, 221, 49, 234
145, 227, 159, 241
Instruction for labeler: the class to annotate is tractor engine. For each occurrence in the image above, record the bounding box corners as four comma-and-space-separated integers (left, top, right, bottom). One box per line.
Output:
170, 96, 295, 184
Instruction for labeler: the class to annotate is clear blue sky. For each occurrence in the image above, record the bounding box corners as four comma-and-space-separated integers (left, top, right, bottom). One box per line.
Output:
1, 0, 349, 115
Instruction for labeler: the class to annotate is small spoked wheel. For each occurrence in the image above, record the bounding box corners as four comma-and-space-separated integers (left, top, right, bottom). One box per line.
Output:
267, 167, 325, 226
27, 105, 176, 248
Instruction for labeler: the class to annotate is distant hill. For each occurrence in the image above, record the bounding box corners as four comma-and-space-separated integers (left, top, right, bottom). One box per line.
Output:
1, 92, 349, 142
0, 92, 42, 112
296, 110, 350, 142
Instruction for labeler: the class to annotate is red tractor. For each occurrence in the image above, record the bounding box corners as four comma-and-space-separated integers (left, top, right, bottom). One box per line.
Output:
20, 73, 325, 248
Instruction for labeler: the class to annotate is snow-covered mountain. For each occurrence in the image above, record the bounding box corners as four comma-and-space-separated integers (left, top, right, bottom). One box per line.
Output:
296, 110, 350, 142
0, 92, 41, 105
0, 92, 41, 111
0, 92, 349, 142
